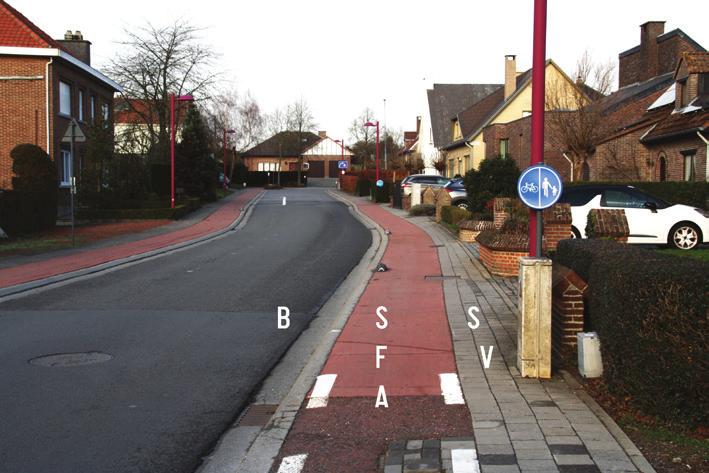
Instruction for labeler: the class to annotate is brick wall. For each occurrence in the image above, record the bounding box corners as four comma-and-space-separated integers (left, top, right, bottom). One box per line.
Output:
0, 56, 48, 189
587, 209, 629, 242
551, 264, 588, 360
482, 114, 572, 182
493, 197, 512, 229
543, 204, 572, 251
478, 244, 528, 277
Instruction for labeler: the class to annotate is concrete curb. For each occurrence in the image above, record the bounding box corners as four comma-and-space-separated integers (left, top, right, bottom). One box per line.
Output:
0, 191, 265, 303
559, 370, 657, 473
197, 190, 388, 473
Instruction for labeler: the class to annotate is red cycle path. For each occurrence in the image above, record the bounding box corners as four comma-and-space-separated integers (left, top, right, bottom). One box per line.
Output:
0, 189, 261, 289
321, 199, 456, 398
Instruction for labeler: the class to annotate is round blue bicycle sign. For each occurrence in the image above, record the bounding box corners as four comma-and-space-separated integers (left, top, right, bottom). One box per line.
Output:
517, 164, 563, 210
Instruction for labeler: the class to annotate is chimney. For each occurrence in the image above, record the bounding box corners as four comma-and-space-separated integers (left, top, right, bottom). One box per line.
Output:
504, 55, 517, 100
318, 131, 327, 139
640, 21, 665, 81
57, 30, 91, 66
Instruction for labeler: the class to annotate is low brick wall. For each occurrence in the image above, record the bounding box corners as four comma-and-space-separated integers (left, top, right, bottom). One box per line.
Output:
551, 264, 588, 361
459, 219, 495, 243
422, 186, 439, 205
493, 197, 512, 229
478, 244, 528, 277
435, 191, 452, 223
543, 203, 572, 251
587, 208, 629, 242
339, 175, 357, 193
402, 195, 411, 211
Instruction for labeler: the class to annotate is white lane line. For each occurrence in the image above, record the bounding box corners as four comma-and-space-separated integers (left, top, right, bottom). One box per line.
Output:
276, 454, 307, 473
452, 449, 480, 473
439, 373, 465, 405
306, 374, 337, 408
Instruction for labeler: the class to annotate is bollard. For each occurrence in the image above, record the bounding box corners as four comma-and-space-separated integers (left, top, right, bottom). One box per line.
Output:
517, 257, 552, 378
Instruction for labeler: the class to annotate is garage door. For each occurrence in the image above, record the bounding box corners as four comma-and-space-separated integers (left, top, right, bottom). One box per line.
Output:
328, 160, 341, 178
308, 161, 324, 178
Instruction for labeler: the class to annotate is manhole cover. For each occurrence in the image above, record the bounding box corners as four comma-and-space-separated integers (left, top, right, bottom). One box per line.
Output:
29, 352, 113, 368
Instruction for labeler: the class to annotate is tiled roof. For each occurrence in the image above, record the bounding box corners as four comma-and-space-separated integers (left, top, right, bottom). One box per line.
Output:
594, 73, 674, 116
0, 0, 63, 48
427, 83, 501, 148
242, 131, 322, 158
682, 51, 709, 74
641, 108, 708, 143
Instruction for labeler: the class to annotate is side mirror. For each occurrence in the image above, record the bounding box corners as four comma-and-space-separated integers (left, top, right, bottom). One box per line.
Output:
644, 201, 658, 213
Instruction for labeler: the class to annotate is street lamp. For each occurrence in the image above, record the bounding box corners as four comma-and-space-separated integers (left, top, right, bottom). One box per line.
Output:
170, 93, 194, 209
334, 139, 345, 174
363, 121, 380, 182
223, 128, 236, 189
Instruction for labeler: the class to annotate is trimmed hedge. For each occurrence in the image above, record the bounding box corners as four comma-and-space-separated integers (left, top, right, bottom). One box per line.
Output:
410, 204, 435, 216
0, 191, 57, 236
567, 181, 708, 209
441, 205, 472, 225
373, 181, 391, 203
555, 239, 708, 427
76, 197, 201, 221
355, 178, 371, 197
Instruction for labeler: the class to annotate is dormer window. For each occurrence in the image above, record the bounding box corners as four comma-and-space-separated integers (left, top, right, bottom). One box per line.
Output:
677, 78, 688, 108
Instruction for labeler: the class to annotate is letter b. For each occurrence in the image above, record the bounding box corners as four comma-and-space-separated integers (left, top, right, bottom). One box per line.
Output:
278, 306, 290, 329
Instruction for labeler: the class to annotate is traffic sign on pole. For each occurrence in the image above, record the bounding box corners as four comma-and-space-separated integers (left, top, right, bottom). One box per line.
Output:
337, 160, 349, 170
517, 164, 563, 210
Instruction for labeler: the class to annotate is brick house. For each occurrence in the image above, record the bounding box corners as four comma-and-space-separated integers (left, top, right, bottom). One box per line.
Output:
0, 0, 122, 191
483, 21, 706, 183
241, 131, 352, 185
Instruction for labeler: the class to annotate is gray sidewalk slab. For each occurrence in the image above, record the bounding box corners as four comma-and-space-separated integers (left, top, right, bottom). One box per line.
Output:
379, 205, 654, 473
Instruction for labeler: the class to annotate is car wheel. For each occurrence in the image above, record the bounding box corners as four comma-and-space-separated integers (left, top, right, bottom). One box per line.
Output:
570, 226, 581, 239
669, 223, 700, 250
456, 201, 469, 211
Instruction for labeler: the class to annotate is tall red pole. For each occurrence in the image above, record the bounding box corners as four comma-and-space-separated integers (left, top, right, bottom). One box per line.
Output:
375, 122, 380, 182
170, 93, 176, 209
529, 0, 547, 257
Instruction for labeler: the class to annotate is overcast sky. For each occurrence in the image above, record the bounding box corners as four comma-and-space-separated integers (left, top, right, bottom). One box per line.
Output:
11, 0, 708, 142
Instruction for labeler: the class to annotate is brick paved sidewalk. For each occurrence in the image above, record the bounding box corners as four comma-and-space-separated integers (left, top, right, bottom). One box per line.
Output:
0, 188, 262, 290
392, 207, 655, 473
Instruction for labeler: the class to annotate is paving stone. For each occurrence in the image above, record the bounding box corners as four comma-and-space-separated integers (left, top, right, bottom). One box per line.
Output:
480, 465, 521, 473
385, 465, 403, 473
407, 440, 424, 450
477, 444, 515, 454
479, 454, 518, 465
511, 440, 548, 450
549, 444, 589, 455
403, 460, 441, 472
513, 449, 553, 460
404, 452, 422, 461
545, 436, 583, 445
517, 459, 558, 470
553, 454, 595, 465
557, 465, 601, 473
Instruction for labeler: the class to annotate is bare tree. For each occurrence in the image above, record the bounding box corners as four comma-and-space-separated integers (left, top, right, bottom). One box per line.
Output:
107, 20, 219, 162
285, 99, 317, 185
348, 107, 377, 145
546, 52, 614, 181
206, 88, 265, 178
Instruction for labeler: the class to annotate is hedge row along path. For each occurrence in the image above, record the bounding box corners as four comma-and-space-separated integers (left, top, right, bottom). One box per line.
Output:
0, 189, 261, 290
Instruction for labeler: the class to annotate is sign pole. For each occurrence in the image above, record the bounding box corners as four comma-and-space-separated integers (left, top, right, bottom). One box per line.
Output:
530, 0, 547, 257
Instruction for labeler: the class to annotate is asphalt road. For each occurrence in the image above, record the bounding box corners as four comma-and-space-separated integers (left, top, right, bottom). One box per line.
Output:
0, 189, 371, 473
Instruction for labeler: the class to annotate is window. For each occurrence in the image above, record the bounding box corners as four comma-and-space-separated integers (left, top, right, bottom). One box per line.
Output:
257, 162, 279, 172
448, 159, 455, 177
464, 155, 470, 172
683, 151, 696, 181
78, 90, 84, 121
658, 153, 667, 181
582, 162, 590, 181
602, 189, 646, 208
90, 96, 96, 121
60, 149, 72, 186
102, 103, 109, 123
559, 188, 599, 206
457, 157, 462, 176
59, 81, 71, 116
500, 139, 509, 159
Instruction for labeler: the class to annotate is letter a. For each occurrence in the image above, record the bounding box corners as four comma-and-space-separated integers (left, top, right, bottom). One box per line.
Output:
467, 306, 480, 330
375, 385, 389, 408
481, 346, 494, 369
376, 306, 388, 330
277, 306, 290, 330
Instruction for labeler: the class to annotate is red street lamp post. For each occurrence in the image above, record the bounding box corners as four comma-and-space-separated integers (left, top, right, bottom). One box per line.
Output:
223, 128, 236, 189
170, 93, 194, 209
334, 139, 345, 174
529, 0, 547, 257
363, 121, 380, 182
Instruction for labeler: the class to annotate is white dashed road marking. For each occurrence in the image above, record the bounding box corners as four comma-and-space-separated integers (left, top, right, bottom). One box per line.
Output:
276, 454, 307, 473
439, 373, 465, 405
452, 449, 480, 473
306, 374, 337, 408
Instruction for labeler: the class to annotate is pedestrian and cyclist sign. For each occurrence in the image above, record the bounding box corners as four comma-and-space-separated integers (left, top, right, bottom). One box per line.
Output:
517, 164, 563, 210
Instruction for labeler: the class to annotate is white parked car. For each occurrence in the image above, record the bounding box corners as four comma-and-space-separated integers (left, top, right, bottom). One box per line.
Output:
558, 184, 709, 250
